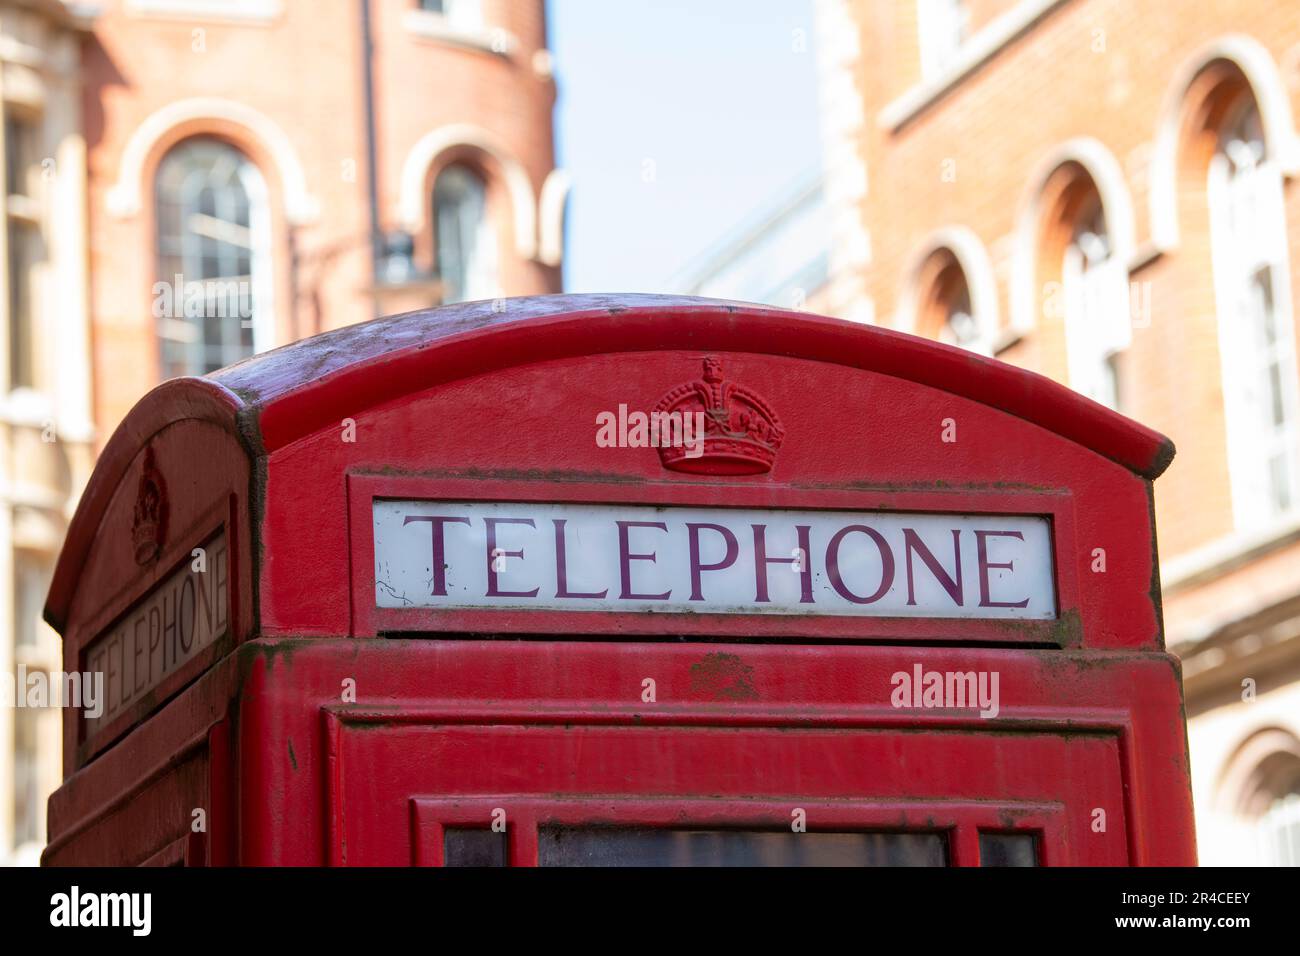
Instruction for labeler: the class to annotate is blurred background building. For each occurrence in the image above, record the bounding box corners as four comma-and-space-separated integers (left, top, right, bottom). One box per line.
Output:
814, 0, 1300, 865
0, 0, 563, 865
670, 172, 832, 312
0, 0, 95, 868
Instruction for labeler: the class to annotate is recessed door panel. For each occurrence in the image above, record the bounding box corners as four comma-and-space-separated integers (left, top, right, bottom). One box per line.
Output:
327, 720, 1128, 865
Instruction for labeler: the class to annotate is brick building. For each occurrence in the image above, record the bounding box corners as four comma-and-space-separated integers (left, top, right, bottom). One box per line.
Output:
86, 0, 565, 434
817, 0, 1300, 863
0, 0, 95, 867
0, 0, 563, 864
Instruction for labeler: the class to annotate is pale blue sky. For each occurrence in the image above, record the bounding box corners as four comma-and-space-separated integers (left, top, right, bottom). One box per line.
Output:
546, 0, 823, 293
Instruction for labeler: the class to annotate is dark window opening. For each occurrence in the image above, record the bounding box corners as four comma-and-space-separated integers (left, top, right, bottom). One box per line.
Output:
979, 831, 1039, 867
443, 827, 507, 867
538, 827, 948, 867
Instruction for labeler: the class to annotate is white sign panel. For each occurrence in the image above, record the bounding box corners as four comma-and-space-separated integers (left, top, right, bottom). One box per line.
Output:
84, 531, 230, 742
373, 501, 1055, 619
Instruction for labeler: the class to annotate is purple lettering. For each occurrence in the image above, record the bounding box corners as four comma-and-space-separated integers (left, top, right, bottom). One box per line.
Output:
752, 524, 813, 603
107, 633, 121, 708
976, 530, 1030, 608
687, 523, 739, 601
151, 605, 164, 672
214, 543, 229, 631
484, 517, 540, 598
903, 528, 963, 606
403, 515, 471, 596
617, 521, 671, 600
132, 623, 145, 695
144, 614, 158, 687
162, 585, 179, 671
826, 525, 895, 604
196, 560, 214, 643
179, 575, 196, 653
90, 647, 108, 717
553, 519, 607, 599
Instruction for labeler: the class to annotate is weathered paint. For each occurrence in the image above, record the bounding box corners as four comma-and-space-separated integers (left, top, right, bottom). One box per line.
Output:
41, 294, 1194, 866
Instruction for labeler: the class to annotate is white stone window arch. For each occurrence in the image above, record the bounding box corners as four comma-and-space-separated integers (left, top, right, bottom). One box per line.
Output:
106, 97, 319, 224
537, 168, 571, 268
1213, 727, 1300, 866
397, 123, 538, 260
1008, 138, 1137, 410
896, 225, 999, 355
1208, 94, 1300, 527
1009, 137, 1137, 335
1148, 34, 1300, 252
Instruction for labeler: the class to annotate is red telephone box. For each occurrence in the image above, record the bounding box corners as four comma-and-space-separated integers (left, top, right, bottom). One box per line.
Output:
42, 294, 1195, 866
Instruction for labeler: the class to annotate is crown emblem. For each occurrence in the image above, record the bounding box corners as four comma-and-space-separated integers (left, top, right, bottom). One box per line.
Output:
653, 356, 784, 475
132, 446, 168, 565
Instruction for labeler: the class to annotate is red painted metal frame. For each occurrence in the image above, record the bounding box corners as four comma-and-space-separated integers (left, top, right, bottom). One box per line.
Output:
409, 797, 1067, 867
45, 377, 243, 636
347, 472, 1080, 644
291, 639, 1189, 867
47, 295, 1173, 636
214, 295, 1174, 476
72, 495, 237, 766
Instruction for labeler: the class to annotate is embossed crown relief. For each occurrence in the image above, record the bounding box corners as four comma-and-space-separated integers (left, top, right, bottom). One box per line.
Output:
131, 446, 168, 566
655, 356, 784, 475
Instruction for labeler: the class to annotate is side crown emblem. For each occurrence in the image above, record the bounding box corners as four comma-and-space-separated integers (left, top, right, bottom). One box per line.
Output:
132, 446, 168, 565
654, 356, 784, 475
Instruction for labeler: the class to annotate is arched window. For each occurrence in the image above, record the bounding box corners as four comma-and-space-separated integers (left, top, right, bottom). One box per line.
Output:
1208, 95, 1299, 526
1063, 193, 1126, 410
931, 259, 978, 349
1232, 743, 1300, 866
433, 163, 497, 304
1257, 789, 1300, 866
1213, 728, 1300, 865
1025, 159, 1130, 410
912, 245, 992, 355
155, 139, 271, 377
